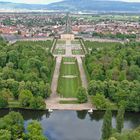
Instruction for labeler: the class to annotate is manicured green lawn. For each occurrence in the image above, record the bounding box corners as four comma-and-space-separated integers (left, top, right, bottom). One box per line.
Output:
59, 100, 78, 104
71, 40, 80, 44
53, 49, 65, 55
72, 49, 84, 55
57, 57, 81, 98
63, 57, 75, 62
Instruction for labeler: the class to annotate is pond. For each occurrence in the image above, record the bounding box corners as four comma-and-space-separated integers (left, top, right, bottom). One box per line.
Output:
0, 109, 140, 140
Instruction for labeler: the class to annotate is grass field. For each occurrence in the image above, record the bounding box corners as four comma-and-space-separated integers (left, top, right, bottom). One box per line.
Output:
71, 40, 80, 44
72, 49, 84, 55
53, 48, 65, 55
57, 40, 66, 44
84, 41, 121, 52
57, 57, 81, 98
59, 100, 78, 104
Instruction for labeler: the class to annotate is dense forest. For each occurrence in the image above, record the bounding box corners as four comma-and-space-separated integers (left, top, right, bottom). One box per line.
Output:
84, 41, 140, 111
0, 39, 54, 109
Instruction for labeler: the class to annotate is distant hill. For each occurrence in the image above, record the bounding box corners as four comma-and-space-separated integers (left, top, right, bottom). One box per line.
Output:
0, 2, 47, 10
47, 0, 140, 12
0, 0, 140, 13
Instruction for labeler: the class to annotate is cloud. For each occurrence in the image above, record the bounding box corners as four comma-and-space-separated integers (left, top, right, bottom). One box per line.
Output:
121, 0, 140, 2
0, 0, 63, 4
1, 0, 140, 4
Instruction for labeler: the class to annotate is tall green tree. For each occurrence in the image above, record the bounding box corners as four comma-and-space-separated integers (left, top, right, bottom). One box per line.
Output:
116, 106, 125, 133
27, 121, 47, 140
0, 111, 24, 139
30, 96, 46, 110
77, 87, 88, 103
19, 90, 33, 107
102, 110, 112, 140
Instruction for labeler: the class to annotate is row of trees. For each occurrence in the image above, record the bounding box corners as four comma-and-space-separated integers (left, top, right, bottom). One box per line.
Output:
92, 32, 137, 40
102, 108, 140, 140
0, 111, 47, 140
0, 39, 54, 109
85, 41, 140, 111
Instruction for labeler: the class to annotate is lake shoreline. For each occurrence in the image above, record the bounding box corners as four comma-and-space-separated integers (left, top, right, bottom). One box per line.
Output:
1, 107, 140, 113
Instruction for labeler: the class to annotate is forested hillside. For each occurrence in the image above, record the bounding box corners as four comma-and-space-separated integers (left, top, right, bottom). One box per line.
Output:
85, 41, 140, 111
0, 39, 54, 109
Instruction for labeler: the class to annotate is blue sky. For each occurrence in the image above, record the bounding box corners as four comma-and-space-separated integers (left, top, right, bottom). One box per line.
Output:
0, 0, 140, 4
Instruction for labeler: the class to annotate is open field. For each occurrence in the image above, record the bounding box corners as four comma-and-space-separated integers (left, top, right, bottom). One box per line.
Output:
84, 41, 121, 52
57, 57, 81, 98
72, 14, 140, 22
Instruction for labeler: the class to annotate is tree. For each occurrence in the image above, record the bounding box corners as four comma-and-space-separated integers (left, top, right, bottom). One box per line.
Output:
27, 121, 47, 140
102, 110, 112, 140
110, 125, 140, 140
128, 65, 140, 81
0, 129, 11, 140
116, 106, 125, 133
92, 93, 107, 109
19, 90, 33, 107
88, 80, 105, 96
0, 111, 24, 139
0, 95, 8, 108
77, 87, 88, 103
0, 52, 7, 67
30, 96, 46, 110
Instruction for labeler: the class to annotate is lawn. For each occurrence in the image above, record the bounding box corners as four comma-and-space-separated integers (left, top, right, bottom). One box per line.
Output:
59, 100, 78, 104
53, 48, 65, 55
72, 49, 84, 55
57, 40, 66, 44
57, 57, 81, 98
84, 41, 121, 51
71, 40, 80, 44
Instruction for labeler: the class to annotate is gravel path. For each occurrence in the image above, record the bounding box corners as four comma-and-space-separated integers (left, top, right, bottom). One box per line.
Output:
76, 56, 88, 89
51, 56, 62, 96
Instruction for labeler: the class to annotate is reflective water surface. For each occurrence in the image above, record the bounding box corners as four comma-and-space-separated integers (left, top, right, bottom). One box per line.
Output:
0, 109, 140, 140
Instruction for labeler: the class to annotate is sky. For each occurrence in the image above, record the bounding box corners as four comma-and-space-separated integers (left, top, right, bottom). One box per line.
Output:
0, 0, 63, 4
0, 0, 140, 4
